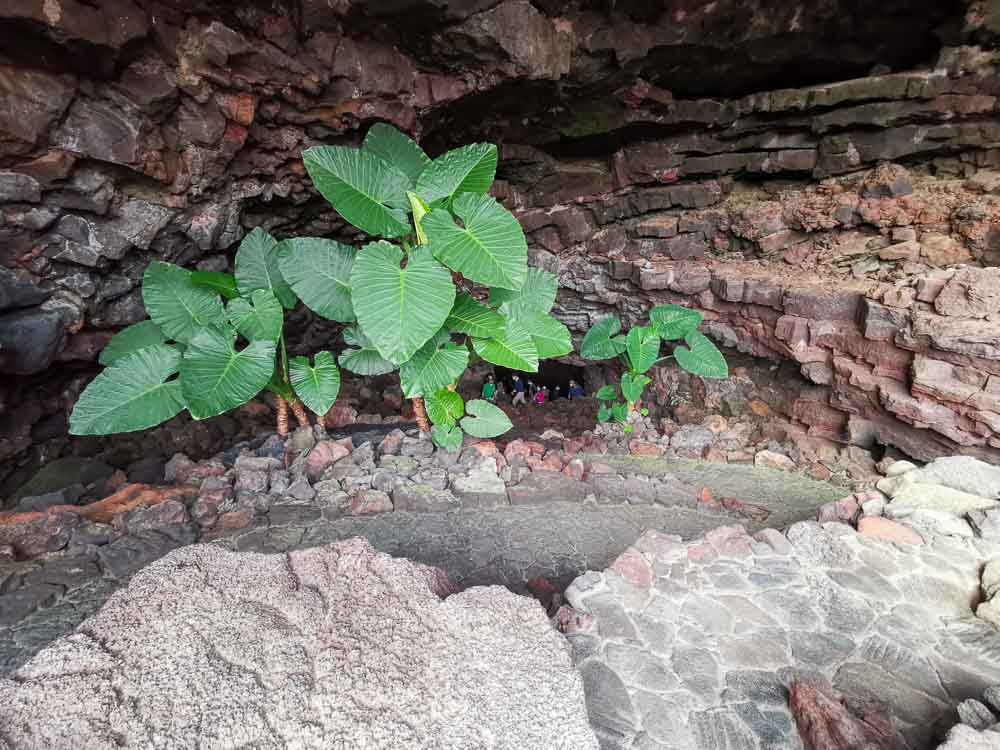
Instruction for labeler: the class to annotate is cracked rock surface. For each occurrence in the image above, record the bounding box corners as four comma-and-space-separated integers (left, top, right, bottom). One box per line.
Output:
0, 538, 597, 750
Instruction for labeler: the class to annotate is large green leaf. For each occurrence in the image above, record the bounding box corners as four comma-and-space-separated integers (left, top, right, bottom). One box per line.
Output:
191, 271, 239, 300
290, 350, 341, 416
350, 242, 455, 366
460, 399, 513, 438
445, 293, 504, 338
489, 267, 558, 319
431, 423, 463, 452
611, 402, 629, 423
649, 304, 702, 341
523, 313, 572, 359
472, 321, 538, 372
674, 331, 729, 379
409, 191, 430, 245
363, 124, 430, 186
142, 261, 226, 344
415, 142, 497, 205
277, 237, 355, 322
70, 344, 185, 435
625, 325, 661, 373
580, 315, 627, 360
425, 388, 465, 427
424, 193, 527, 291
99, 320, 167, 366
338, 326, 397, 376
621, 372, 652, 403
595, 384, 617, 401
234, 227, 297, 309
303, 145, 410, 238
597, 404, 613, 423
227, 289, 283, 342
399, 338, 469, 398
180, 326, 276, 419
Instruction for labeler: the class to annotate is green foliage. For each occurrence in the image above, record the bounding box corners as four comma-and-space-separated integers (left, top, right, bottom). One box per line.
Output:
431, 424, 464, 452
460, 399, 513, 438
277, 238, 355, 323
142, 261, 225, 344
289, 351, 341, 416
180, 326, 276, 420
227, 289, 283, 342
98, 320, 168, 366
425, 388, 465, 427
489, 267, 558, 320
580, 303, 729, 429
338, 326, 396, 376
191, 271, 239, 300
235, 227, 297, 309
399, 337, 469, 398
416, 142, 497, 205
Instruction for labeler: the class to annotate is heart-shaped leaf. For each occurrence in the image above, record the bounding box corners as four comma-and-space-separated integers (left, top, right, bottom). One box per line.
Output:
581, 315, 627, 360
611, 402, 629, 423
408, 191, 430, 245
399, 338, 469, 398
70, 344, 186, 435
180, 325, 276, 419
227, 289, 283, 342
489, 267, 557, 319
425, 388, 465, 427
338, 326, 397, 376
277, 237, 355, 322
235, 228, 297, 309
445, 293, 504, 339
191, 271, 239, 300
424, 193, 527, 291
625, 325, 661, 373
595, 384, 617, 401
650, 304, 702, 341
460, 399, 513, 438
350, 242, 455, 366
674, 331, 729, 379
621, 372, 652, 403
472, 320, 538, 372
303, 145, 411, 238
363, 123, 430, 186
597, 404, 613, 423
99, 320, 167, 366
142, 261, 226, 344
290, 350, 341, 416
522, 313, 572, 359
416, 142, 497, 205
431, 423, 464, 452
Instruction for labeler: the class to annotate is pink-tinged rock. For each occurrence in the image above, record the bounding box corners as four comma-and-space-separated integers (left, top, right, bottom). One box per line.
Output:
216, 509, 253, 531
629, 440, 664, 457
347, 489, 392, 515
858, 516, 923, 545
187, 460, 228, 484
587, 461, 614, 475
553, 605, 598, 635
817, 495, 860, 525
378, 428, 405, 456
790, 681, 900, 750
722, 497, 771, 521
705, 525, 754, 558
935, 267, 1000, 319
527, 453, 565, 472
468, 440, 499, 458
754, 450, 796, 472
563, 459, 586, 482
503, 439, 533, 461
324, 403, 358, 429
687, 541, 718, 563
705, 448, 728, 463
753, 528, 794, 555
563, 438, 585, 455
306, 441, 351, 481
697, 486, 721, 510
611, 548, 653, 588
920, 233, 973, 266
809, 463, 833, 481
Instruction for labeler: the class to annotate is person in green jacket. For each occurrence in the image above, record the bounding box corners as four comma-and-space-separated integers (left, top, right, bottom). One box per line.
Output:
482, 374, 498, 403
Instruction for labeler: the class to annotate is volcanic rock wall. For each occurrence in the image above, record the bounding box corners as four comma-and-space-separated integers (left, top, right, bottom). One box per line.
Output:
1, 0, 999, 490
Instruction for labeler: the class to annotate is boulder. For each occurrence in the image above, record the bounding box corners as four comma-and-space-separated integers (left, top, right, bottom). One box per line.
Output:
0, 540, 598, 749
392, 484, 461, 512
507, 471, 589, 505
450, 467, 508, 508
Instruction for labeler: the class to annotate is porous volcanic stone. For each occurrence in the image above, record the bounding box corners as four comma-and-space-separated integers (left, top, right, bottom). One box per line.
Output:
0, 539, 597, 749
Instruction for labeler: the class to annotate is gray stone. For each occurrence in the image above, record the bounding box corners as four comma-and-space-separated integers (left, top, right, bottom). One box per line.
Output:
378, 455, 419, 476
937, 724, 1000, 750
450, 467, 508, 508
0, 541, 598, 748
399, 436, 435, 457
0, 308, 67, 375
391, 484, 460, 513
789, 630, 855, 667
958, 699, 998, 731
0, 171, 41, 203
579, 660, 639, 736
508, 471, 588, 505
671, 646, 719, 699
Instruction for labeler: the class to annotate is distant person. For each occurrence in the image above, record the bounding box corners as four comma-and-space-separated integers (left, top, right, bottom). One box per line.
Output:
551, 384, 562, 401
534, 387, 546, 406
568, 380, 585, 399
511, 374, 526, 406
482, 374, 497, 403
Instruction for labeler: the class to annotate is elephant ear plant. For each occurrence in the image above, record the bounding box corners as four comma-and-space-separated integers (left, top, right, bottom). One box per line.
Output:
70, 228, 341, 437
580, 304, 729, 432
288, 124, 571, 450
71, 124, 570, 450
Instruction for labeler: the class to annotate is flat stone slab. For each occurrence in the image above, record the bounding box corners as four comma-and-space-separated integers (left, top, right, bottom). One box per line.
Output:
0, 539, 597, 749
564, 522, 1000, 750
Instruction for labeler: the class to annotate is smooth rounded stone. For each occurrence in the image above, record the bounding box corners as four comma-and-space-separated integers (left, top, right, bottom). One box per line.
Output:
984, 685, 1000, 714
12, 458, 114, 502
754, 450, 796, 472
670, 426, 715, 454
958, 699, 998, 730
912, 456, 1000, 500
858, 516, 924, 545
885, 460, 919, 477
0, 540, 597, 749
391, 484, 460, 513
15, 485, 85, 512
288, 426, 315, 455
399, 436, 435, 458
578, 659, 639, 737
903, 510, 975, 538
886, 484, 999, 518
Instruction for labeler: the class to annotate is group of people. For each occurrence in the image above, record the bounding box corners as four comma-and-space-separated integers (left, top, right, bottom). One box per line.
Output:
481, 373, 585, 406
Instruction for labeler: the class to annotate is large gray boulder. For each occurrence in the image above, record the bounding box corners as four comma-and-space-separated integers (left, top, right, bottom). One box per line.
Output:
0, 539, 597, 749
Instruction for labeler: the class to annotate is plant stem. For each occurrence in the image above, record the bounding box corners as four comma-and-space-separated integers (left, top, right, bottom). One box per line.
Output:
411, 396, 431, 433
276, 395, 290, 436
290, 399, 311, 428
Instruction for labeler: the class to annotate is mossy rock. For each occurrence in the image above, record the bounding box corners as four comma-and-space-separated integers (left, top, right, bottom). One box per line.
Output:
12, 457, 114, 502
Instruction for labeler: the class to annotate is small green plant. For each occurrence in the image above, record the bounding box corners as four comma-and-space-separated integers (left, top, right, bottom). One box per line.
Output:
70, 228, 340, 436
581, 305, 729, 427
